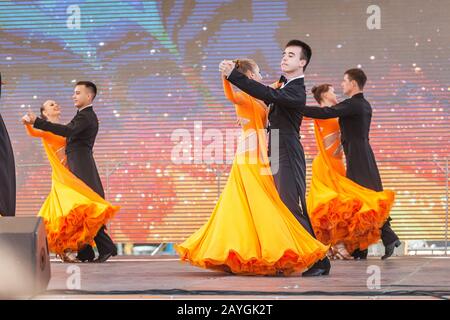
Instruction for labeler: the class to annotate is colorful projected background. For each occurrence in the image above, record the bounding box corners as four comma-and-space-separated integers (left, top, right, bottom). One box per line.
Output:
1, 0, 448, 243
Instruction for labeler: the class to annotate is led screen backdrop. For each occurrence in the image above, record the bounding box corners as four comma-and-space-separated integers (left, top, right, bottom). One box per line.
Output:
1, 0, 449, 243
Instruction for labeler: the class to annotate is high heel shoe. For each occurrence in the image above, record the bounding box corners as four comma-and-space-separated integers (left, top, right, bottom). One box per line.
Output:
57, 250, 78, 263
334, 243, 352, 260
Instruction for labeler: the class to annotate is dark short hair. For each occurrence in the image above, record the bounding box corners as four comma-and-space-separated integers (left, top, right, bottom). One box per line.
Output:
344, 68, 367, 90
76, 81, 97, 99
311, 83, 333, 104
285, 39, 312, 71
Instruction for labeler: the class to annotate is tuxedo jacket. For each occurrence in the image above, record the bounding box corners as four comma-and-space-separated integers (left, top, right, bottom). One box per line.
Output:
300, 93, 383, 191
0, 72, 16, 216
34, 106, 105, 197
34, 106, 99, 154
226, 69, 315, 234
227, 69, 306, 137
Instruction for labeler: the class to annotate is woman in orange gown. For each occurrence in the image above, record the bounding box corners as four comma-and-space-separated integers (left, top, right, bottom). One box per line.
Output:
22, 100, 119, 262
306, 84, 394, 258
176, 60, 329, 275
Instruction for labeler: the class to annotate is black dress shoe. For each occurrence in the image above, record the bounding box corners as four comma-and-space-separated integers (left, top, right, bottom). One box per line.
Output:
302, 266, 330, 277
75, 249, 95, 262
76, 244, 95, 262
94, 247, 117, 263
94, 252, 113, 263
351, 248, 368, 260
75, 254, 95, 263
302, 258, 331, 277
382, 240, 401, 260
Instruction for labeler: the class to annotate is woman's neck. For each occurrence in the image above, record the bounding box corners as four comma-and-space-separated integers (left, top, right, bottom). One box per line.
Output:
320, 99, 336, 107
47, 116, 60, 123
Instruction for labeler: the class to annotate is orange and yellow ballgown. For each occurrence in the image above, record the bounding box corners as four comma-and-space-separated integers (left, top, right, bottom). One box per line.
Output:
307, 118, 394, 253
176, 79, 329, 275
25, 124, 119, 257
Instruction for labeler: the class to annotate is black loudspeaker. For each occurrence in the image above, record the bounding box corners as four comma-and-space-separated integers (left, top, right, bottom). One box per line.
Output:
0, 217, 51, 297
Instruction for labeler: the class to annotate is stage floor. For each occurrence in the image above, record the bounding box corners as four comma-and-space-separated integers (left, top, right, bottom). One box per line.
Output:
37, 256, 450, 300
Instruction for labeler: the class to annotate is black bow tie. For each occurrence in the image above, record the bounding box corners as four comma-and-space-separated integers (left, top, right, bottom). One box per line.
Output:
279, 75, 287, 85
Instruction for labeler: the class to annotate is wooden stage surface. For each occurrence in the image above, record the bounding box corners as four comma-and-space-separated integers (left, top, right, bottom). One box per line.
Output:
37, 255, 450, 300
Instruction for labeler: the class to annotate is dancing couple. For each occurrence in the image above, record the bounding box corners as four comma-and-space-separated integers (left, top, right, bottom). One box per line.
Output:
177, 40, 331, 276
301, 69, 401, 260
22, 81, 119, 263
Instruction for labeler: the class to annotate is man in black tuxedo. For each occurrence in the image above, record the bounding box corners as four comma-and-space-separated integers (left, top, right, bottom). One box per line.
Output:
26, 81, 116, 263
299, 68, 401, 260
220, 40, 330, 276
0, 73, 16, 217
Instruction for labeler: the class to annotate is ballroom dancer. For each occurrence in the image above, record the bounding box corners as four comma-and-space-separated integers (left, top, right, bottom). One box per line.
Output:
219, 40, 330, 276
24, 81, 117, 263
306, 84, 394, 259
177, 59, 329, 276
22, 99, 118, 262
299, 69, 401, 260
0, 72, 16, 217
